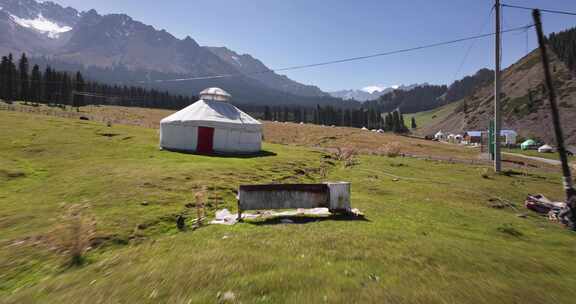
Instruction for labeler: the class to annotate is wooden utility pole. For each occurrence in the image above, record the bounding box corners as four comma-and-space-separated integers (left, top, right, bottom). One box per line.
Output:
532, 9, 576, 228
494, 0, 502, 172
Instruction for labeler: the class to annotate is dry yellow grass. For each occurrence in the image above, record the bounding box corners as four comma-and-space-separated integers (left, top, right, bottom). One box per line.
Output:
1, 103, 562, 170
263, 121, 478, 160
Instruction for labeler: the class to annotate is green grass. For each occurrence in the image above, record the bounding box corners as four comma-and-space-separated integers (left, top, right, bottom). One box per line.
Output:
1, 110, 576, 303
405, 101, 462, 132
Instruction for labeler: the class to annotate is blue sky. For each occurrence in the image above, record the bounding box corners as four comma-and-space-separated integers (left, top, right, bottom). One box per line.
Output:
53, 0, 576, 92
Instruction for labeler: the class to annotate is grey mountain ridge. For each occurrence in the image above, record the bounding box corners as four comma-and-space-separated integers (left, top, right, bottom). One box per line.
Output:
0, 0, 346, 106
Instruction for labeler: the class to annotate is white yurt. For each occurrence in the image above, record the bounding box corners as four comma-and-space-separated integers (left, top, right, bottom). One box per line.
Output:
160, 88, 262, 154
538, 144, 554, 153
501, 130, 518, 145
454, 134, 463, 144
434, 131, 446, 141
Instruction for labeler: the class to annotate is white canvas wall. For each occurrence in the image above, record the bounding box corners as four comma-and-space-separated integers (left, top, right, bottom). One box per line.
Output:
161, 124, 261, 153
213, 128, 261, 153
160, 124, 198, 151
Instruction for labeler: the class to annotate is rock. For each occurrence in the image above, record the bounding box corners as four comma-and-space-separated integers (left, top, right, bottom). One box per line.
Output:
217, 291, 236, 302
141, 201, 149, 206
176, 215, 186, 231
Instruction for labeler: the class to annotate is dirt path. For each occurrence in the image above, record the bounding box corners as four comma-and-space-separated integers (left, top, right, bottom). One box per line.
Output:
503, 152, 562, 166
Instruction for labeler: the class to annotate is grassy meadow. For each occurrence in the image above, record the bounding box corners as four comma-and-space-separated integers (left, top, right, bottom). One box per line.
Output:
1, 108, 576, 303
404, 101, 462, 133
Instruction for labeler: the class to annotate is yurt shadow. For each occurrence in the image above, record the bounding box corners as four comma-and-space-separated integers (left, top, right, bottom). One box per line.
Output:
160, 148, 277, 158
245, 213, 370, 225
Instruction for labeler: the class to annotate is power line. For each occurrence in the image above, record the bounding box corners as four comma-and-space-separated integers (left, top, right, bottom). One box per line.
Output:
0, 24, 535, 87
451, 5, 495, 83
144, 24, 535, 84
501, 3, 576, 16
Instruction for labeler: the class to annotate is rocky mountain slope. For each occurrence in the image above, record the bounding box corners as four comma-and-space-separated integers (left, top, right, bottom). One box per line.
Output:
207, 47, 326, 98
419, 49, 576, 145
0, 0, 343, 106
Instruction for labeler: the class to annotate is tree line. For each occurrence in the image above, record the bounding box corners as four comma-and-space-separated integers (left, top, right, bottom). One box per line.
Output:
548, 26, 576, 73
1, 52, 413, 134
0, 52, 197, 110
260, 105, 410, 133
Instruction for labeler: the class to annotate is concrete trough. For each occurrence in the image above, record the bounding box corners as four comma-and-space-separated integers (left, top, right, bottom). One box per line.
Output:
237, 182, 351, 219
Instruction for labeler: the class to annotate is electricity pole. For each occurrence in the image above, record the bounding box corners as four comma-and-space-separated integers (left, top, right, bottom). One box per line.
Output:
494, 0, 502, 172
533, 9, 576, 228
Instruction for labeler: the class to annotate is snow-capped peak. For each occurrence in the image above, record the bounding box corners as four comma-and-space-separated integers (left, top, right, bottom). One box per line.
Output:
231, 55, 243, 67
361, 85, 399, 94
10, 13, 72, 39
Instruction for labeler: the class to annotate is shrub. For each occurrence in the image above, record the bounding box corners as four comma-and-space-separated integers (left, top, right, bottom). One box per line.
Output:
333, 147, 358, 168
480, 168, 490, 179
50, 204, 97, 266
378, 142, 402, 158
194, 188, 207, 228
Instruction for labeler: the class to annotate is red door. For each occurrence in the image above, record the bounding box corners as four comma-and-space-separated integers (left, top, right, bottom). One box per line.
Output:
197, 127, 214, 154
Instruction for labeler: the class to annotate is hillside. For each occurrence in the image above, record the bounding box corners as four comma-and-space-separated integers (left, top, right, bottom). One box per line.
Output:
2, 109, 576, 303
363, 69, 493, 114
405, 101, 463, 132
418, 49, 576, 144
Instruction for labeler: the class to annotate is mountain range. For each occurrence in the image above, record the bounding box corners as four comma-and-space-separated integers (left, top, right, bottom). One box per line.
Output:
0, 0, 354, 107
329, 84, 425, 102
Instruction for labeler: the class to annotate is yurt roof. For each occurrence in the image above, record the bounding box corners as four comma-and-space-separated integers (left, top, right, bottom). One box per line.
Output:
501, 130, 517, 136
539, 144, 553, 150
522, 139, 536, 145
466, 131, 482, 137
161, 100, 262, 131
435, 131, 445, 136
199, 87, 232, 101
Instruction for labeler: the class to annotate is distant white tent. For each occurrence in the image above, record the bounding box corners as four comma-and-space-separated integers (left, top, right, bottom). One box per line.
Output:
538, 144, 554, 153
160, 88, 262, 154
434, 131, 446, 141
500, 130, 518, 145
454, 134, 463, 144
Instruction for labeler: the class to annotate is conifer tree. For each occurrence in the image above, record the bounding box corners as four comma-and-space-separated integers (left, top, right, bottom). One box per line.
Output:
73, 72, 85, 111
18, 53, 29, 101
0, 56, 8, 100
30, 64, 42, 103
263, 106, 271, 121
5, 54, 16, 101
